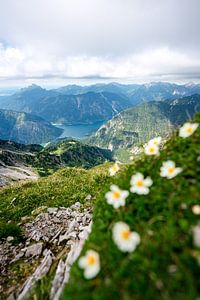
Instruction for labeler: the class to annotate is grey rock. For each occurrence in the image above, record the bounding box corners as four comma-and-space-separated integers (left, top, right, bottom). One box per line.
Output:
7, 236, 14, 242
85, 194, 92, 201
14, 251, 24, 261
47, 208, 58, 214
25, 243, 43, 257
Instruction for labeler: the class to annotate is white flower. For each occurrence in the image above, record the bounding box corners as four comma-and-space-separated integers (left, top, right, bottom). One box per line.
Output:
179, 122, 199, 138
112, 222, 140, 252
130, 172, 153, 195
109, 163, 120, 176
105, 185, 129, 208
192, 205, 200, 215
78, 250, 100, 279
160, 160, 182, 179
148, 136, 162, 146
144, 143, 160, 156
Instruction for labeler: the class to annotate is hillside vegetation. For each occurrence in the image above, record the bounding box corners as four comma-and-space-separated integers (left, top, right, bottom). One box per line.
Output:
0, 109, 62, 144
0, 139, 113, 184
87, 95, 200, 158
62, 114, 200, 300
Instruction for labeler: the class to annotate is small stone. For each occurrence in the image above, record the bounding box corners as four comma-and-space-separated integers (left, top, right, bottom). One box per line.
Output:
53, 217, 62, 223
85, 194, 92, 201
56, 210, 63, 218
47, 207, 58, 214
25, 242, 43, 257
76, 216, 82, 223
43, 248, 49, 256
13, 251, 24, 261
7, 236, 14, 242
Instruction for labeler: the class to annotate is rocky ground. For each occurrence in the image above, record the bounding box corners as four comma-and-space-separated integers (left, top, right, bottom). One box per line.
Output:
0, 201, 92, 299
0, 165, 38, 187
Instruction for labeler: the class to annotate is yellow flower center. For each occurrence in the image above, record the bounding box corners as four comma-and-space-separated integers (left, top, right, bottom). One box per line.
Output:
149, 147, 155, 153
136, 180, 144, 187
113, 191, 121, 199
87, 255, 96, 266
121, 230, 130, 240
113, 165, 118, 171
186, 127, 193, 133
168, 167, 175, 174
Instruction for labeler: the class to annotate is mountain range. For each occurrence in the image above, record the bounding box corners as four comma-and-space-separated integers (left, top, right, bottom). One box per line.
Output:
0, 84, 131, 124
0, 82, 200, 146
1, 82, 200, 126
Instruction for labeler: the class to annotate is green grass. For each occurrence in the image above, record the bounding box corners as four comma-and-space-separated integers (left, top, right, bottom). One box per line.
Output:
0, 163, 111, 239
61, 115, 200, 300
0, 223, 22, 241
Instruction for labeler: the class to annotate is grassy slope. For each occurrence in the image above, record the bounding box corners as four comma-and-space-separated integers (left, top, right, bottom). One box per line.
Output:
62, 115, 200, 300
0, 164, 111, 236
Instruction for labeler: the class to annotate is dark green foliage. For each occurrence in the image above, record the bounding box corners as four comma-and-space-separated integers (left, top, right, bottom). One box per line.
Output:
0, 222, 22, 241
35, 139, 113, 175
62, 114, 200, 300
0, 139, 113, 177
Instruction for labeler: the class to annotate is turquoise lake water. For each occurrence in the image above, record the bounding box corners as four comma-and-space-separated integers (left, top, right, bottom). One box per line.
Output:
54, 121, 104, 139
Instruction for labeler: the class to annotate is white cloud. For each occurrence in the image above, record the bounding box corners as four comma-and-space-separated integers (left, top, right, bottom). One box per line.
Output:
0, 0, 199, 85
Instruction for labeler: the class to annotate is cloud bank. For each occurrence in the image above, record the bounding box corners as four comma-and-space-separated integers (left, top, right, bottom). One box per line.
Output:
0, 0, 199, 85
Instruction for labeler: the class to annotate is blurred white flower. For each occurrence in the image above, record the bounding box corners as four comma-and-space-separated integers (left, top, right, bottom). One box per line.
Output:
148, 136, 162, 146
130, 172, 153, 195
144, 143, 160, 156
112, 221, 140, 252
105, 185, 129, 208
192, 205, 200, 215
193, 225, 200, 247
179, 122, 199, 138
109, 163, 120, 176
78, 250, 100, 279
160, 160, 182, 179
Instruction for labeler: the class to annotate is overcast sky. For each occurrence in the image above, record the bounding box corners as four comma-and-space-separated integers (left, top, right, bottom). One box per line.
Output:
0, 0, 199, 87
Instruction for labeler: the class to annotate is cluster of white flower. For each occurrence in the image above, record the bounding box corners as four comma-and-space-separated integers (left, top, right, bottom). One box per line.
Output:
144, 136, 162, 156
78, 122, 199, 279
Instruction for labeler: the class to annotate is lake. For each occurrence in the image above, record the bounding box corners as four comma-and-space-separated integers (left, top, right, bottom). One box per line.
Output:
54, 121, 104, 139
